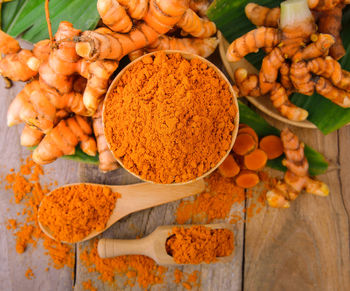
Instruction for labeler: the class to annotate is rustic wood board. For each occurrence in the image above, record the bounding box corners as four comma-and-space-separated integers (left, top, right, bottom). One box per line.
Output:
74, 164, 245, 291
0, 78, 80, 290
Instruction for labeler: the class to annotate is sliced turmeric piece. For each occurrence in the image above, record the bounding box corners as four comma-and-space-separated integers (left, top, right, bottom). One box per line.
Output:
233, 133, 257, 156
238, 126, 259, 143
235, 170, 260, 188
259, 135, 284, 159
244, 149, 268, 171
218, 154, 240, 178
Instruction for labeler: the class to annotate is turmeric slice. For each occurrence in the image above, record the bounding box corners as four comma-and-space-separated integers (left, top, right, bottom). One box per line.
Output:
218, 154, 240, 178
235, 170, 260, 188
233, 133, 257, 156
244, 149, 268, 171
238, 125, 259, 143
259, 135, 284, 159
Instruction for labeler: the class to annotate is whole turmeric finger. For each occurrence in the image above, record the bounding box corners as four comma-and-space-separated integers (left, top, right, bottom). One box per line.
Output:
308, 56, 350, 91
270, 83, 308, 121
290, 61, 315, 96
234, 68, 262, 97
0, 30, 20, 54
259, 135, 284, 159
244, 149, 268, 170
292, 33, 335, 62
280, 63, 293, 90
21, 125, 44, 147
0, 50, 39, 82
93, 103, 119, 172
118, 0, 148, 19
235, 170, 260, 188
315, 77, 350, 107
245, 3, 280, 27
317, 5, 345, 60
233, 133, 257, 156
218, 154, 240, 177
226, 27, 280, 62
259, 47, 285, 94
97, 0, 132, 33
147, 35, 218, 58
177, 8, 216, 38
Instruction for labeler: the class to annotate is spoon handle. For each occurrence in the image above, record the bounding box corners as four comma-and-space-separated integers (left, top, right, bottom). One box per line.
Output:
98, 238, 152, 258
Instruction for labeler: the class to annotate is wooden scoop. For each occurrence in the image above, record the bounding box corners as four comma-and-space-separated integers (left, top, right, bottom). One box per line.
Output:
97, 223, 234, 265
38, 180, 205, 243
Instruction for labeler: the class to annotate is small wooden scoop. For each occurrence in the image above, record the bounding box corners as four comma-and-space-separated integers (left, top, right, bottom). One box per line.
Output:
38, 180, 205, 243
97, 223, 234, 265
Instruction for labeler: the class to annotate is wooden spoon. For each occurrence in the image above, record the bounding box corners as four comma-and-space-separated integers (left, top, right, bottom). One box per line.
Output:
97, 223, 234, 265
38, 180, 205, 243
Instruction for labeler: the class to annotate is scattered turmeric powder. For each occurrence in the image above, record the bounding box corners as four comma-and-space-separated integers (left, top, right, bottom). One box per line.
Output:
39, 184, 120, 243
104, 51, 236, 183
176, 171, 245, 224
166, 225, 234, 264
3, 155, 75, 271
82, 279, 97, 291
25, 268, 35, 280
6, 219, 17, 230
80, 240, 167, 289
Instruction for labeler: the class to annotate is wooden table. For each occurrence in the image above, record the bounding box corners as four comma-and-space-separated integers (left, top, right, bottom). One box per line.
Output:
0, 50, 349, 291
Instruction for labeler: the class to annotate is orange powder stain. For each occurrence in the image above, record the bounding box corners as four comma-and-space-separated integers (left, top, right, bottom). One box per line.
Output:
6, 219, 17, 230
3, 155, 75, 271
176, 171, 245, 224
82, 279, 97, 291
25, 268, 35, 280
80, 240, 166, 290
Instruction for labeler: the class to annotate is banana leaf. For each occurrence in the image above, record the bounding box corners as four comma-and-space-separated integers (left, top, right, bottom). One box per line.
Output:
1, 0, 100, 43
208, 1, 350, 134
239, 101, 329, 176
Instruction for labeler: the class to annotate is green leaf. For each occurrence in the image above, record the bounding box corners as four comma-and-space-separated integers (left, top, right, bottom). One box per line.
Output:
238, 101, 329, 175
208, 1, 350, 134
2, 0, 100, 43
28, 146, 99, 165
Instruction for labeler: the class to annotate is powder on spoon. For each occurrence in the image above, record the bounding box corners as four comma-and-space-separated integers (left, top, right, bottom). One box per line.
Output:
39, 184, 120, 243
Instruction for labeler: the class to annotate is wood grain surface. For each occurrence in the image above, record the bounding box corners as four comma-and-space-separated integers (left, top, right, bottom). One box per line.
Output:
0, 49, 349, 291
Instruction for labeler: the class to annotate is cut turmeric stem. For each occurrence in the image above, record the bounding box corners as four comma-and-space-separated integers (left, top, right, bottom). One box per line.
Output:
244, 149, 268, 171
218, 154, 240, 178
235, 170, 260, 188
259, 135, 284, 159
233, 133, 257, 156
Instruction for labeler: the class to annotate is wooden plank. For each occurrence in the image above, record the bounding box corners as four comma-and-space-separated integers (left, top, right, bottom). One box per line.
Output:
243, 112, 350, 291
74, 163, 245, 291
0, 78, 79, 291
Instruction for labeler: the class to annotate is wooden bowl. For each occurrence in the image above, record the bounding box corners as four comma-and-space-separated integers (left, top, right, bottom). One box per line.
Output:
103, 50, 240, 185
218, 32, 317, 129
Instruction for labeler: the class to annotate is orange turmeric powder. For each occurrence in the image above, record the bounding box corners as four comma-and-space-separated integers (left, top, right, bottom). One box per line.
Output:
4, 155, 75, 270
104, 51, 236, 183
80, 240, 167, 289
166, 225, 234, 264
25, 268, 35, 280
39, 184, 120, 243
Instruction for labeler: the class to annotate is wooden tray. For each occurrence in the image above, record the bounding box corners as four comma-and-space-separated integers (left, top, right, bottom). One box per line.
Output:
218, 32, 317, 129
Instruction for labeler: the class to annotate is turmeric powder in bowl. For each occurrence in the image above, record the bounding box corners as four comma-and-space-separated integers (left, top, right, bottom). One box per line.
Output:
103, 51, 238, 184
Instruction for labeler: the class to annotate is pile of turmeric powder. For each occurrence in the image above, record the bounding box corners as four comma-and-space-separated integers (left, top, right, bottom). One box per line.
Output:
104, 51, 236, 183
166, 225, 234, 264
3, 156, 75, 275
39, 184, 120, 243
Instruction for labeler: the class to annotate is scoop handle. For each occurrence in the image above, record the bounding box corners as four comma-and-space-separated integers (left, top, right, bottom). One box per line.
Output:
97, 238, 152, 258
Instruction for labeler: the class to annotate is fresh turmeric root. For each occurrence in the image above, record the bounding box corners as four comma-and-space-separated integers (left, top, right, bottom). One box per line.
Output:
33, 115, 97, 164
20, 125, 44, 147
146, 35, 218, 58
92, 103, 119, 172
266, 128, 329, 208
